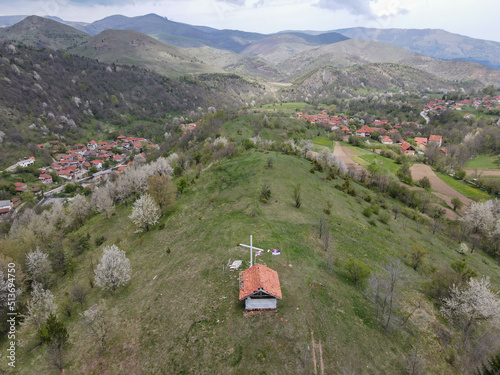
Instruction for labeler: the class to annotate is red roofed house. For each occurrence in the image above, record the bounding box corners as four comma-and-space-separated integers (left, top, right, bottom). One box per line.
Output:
91, 160, 103, 169
39, 174, 53, 184
400, 141, 415, 156
113, 154, 124, 161
239, 264, 282, 311
14, 182, 27, 193
429, 135, 443, 147
414, 137, 428, 146
0, 200, 13, 215
381, 136, 393, 145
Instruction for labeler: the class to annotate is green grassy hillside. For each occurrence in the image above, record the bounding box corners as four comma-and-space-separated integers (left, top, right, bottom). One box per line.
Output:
4, 151, 500, 374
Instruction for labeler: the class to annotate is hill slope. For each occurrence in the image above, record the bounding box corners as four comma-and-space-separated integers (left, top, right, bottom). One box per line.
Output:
282, 39, 500, 86
240, 32, 348, 64
336, 27, 500, 70
5, 150, 500, 374
0, 15, 90, 50
68, 29, 221, 77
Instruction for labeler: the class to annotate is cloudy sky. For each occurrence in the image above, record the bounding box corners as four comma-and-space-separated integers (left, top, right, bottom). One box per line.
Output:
2, 0, 499, 42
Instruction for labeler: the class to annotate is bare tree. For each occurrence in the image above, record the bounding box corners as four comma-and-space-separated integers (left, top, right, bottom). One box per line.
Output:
71, 284, 88, 308
316, 216, 328, 239
129, 193, 161, 232
391, 205, 401, 220
94, 245, 131, 291
367, 260, 404, 332
26, 247, 52, 286
323, 228, 331, 252
83, 302, 109, 351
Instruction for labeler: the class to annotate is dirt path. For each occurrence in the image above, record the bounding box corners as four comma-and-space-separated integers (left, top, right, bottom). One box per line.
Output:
310, 331, 324, 375
410, 164, 472, 215
465, 169, 500, 176
311, 332, 317, 375
333, 142, 366, 173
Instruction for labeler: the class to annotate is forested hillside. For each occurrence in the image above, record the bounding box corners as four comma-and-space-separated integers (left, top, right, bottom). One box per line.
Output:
0, 42, 267, 166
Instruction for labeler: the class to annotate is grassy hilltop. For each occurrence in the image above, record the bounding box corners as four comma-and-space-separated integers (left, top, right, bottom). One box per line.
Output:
5, 150, 500, 374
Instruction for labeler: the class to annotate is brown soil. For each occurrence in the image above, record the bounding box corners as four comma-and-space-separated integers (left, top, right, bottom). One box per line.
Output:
410, 164, 472, 215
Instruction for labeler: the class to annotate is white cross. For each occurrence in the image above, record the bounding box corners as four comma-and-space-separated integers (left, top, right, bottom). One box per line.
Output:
238, 235, 264, 267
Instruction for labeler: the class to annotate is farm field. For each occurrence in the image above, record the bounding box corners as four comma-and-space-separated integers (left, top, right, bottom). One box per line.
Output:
465, 154, 499, 170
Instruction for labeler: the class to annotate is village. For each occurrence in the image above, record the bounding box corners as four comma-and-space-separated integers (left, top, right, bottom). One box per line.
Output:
0, 135, 158, 217
294, 95, 500, 158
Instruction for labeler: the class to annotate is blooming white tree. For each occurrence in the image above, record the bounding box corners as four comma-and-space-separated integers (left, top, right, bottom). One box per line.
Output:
92, 183, 115, 218
26, 247, 52, 285
94, 245, 131, 291
461, 201, 495, 234
66, 194, 92, 228
441, 277, 500, 344
129, 193, 160, 232
25, 282, 57, 333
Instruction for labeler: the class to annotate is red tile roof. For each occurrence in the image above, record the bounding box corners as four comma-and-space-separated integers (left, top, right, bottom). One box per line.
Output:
239, 264, 282, 300
429, 135, 442, 142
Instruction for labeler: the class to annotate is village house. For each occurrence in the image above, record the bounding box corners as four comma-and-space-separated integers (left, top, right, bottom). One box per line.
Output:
414, 137, 428, 146
39, 174, 53, 184
14, 182, 28, 193
429, 135, 443, 147
91, 159, 103, 169
400, 141, 416, 156
0, 200, 12, 215
381, 136, 393, 145
18, 157, 35, 168
239, 264, 282, 311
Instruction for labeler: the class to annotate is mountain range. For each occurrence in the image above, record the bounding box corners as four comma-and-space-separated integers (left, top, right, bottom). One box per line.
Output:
1, 14, 500, 88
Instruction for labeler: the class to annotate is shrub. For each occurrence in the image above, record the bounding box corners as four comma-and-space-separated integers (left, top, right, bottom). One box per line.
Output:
363, 207, 373, 218
293, 183, 302, 208
419, 176, 431, 189
378, 211, 391, 224
451, 197, 463, 211
371, 205, 380, 215
455, 169, 466, 180
346, 259, 371, 285
259, 185, 271, 203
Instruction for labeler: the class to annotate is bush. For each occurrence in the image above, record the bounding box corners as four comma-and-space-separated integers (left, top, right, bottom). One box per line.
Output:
455, 169, 466, 180
371, 205, 380, 215
419, 176, 431, 189
293, 183, 302, 208
378, 211, 391, 224
345, 259, 371, 285
259, 185, 271, 203
363, 207, 373, 218
451, 197, 463, 211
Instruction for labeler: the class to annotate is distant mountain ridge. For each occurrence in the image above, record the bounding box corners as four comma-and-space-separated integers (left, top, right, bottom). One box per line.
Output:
1, 14, 500, 89
334, 27, 500, 70
2, 14, 500, 72
0, 15, 89, 50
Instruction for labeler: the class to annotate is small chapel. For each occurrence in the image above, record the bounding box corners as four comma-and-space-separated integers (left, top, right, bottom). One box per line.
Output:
239, 264, 282, 311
